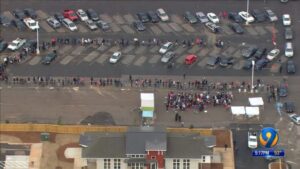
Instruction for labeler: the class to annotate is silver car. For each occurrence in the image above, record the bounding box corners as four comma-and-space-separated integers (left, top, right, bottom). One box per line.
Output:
47, 17, 61, 29
196, 12, 209, 23
161, 51, 175, 63
265, 9, 278, 22
85, 20, 98, 30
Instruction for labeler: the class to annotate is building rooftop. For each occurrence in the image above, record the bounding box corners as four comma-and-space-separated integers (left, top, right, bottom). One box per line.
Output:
0, 143, 31, 169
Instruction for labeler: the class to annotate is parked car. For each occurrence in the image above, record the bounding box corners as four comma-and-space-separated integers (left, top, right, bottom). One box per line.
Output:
156, 8, 169, 22
185, 54, 197, 65
205, 22, 220, 33
41, 52, 57, 65
242, 46, 257, 58
196, 12, 209, 23
266, 49, 280, 61
285, 42, 293, 57
109, 52, 122, 63
229, 23, 244, 34
137, 12, 150, 23
23, 40, 37, 50
54, 12, 65, 23
7, 38, 26, 51
96, 20, 110, 31
86, 9, 99, 21
248, 131, 258, 149
184, 11, 198, 24
284, 27, 293, 40
289, 114, 300, 125
0, 41, 8, 52
0, 15, 11, 26
62, 18, 77, 31
207, 12, 219, 23
147, 11, 159, 23
24, 8, 37, 19
23, 18, 39, 30
206, 56, 221, 67
12, 19, 26, 31
251, 9, 266, 22
161, 51, 175, 63
286, 60, 296, 74
47, 17, 61, 29
282, 14, 291, 26
133, 21, 146, 31
238, 11, 255, 23
63, 9, 78, 21
159, 42, 173, 54
76, 9, 89, 21
284, 102, 295, 113
278, 84, 288, 97
243, 60, 253, 70
219, 57, 235, 67
228, 12, 243, 23
255, 58, 269, 70
85, 20, 97, 30
12, 9, 26, 20
265, 9, 278, 22
253, 48, 267, 60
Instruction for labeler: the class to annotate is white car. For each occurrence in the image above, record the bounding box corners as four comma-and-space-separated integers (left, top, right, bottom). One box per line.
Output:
248, 131, 258, 149
239, 11, 255, 23
289, 114, 300, 125
23, 18, 39, 30
207, 12, 219, 23
85, 20, 98, 30
285, 42, 293, 57
62, 18, 77, 31
157, 8, 169, 22
159, 42, 173, 54
267, 49, 280, 61
76, 9, 89, 21
8, 38, 27, 51
282, 14, 291, 26
109, 52, 122, 63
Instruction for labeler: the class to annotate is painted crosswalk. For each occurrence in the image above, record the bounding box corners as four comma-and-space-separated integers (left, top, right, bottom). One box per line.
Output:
60, 55, 74, 65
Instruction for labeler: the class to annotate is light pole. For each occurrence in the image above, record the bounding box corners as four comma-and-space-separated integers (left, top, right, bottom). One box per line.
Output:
251, 60, 255, 93
36, 21, 40, 55
246, 0, 250, 25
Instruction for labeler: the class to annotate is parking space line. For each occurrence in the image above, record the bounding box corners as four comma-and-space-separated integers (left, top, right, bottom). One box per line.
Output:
133, 56, 147, 66
97, 45, 109, 52
108, 46, 120, 53
135, 46, 147, 55
28, 57, 42, 66
245, 26, 258, 36
198, 48, 210, 57
3, 11, 15, 19
174, 46, 186, 55
209, 47, 221, 56
222, 46, 235, 56
150, 25, 163, 35
83, 51, 100, 62
60, 55, 74, 65
148, 55, 161, 64
188, 46, 200, 54
58, 46, 73, 55
96, 54, 110, 64
149, 46, 159, 53
157, 23, 173, 33
100, 14, 113, 23
181, 24, 196, 33
168, 23, 183, 32
36, 10, 49, 19
175, 54, 186, 64
71, 46, 86, 56
197, 57, 210, 67
122, 45, 135, 54
56, 27, 66, 33
40, 21, 54, 33
121, 25, 135, 34
77, 24, 89, 33
254, 26, 267, 35
110, 23, 122, 32
232, 49, 241, 59
265, 25, 278, 34
123, 14, 135, 23
170, 14, 184, 24
113, 15, 125, 24
121, 55, 136, 65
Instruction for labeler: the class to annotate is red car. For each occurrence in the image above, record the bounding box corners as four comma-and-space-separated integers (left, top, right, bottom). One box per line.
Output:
185, 54, 197, 65
63, 10, 78, 21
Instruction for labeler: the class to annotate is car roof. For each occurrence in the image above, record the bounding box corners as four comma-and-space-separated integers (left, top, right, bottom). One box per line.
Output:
186, 54, 196, 58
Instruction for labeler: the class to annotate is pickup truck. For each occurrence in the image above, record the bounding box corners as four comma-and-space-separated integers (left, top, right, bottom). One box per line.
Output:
248, 131, 258, 149
7, 38, 26, 51
23, 18, 39, 30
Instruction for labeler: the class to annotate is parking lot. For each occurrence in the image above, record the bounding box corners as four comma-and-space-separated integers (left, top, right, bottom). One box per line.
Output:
0, 0, 299, 77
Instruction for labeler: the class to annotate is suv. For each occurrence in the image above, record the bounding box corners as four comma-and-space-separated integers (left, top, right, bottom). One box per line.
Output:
184, 11, 198, 24
62, 18, 77, 31
63, 9, 78, 21
7, 38, 26, 51
96, 20, 110, 31
248, 131, 258, 149
86, 9, 99, 21
205, 22, 220, 33
251, 9, 266, 22
242, 46, 258, 58
23, 18, 39, 30
147, 11, 159, 23
228, 12, 243, 23
47, 17, 61, 29
41, 52, 57, 65
137, 12, 150, 23
285, 42, 293, 57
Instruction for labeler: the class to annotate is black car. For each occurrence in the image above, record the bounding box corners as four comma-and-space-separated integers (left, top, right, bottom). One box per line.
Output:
255, 58, 268, 70
229, 23, 244, 34
242, 60, 253, 70
242, 46, 258, 58
284, 102, 295, 113
206, 56, 220, 67
23, 40, 37, 50
279, 84, 288, 97
228, 12, 243, 23
54, 12, 64, 23
147, 11, 159, 23
41, 52, 57, 65
24, 8, 37, 19
12, 9, 26, 20
285, 27, 293, 40
251, 9, 266, 22
0, 15, 11, 26
0, 41, 8, 52
286, 60, 296, 74
253, 48, 267, 60
86, 9, 99, 21
133, 21, 146, 31
96, 20, 110, 31
137, 12, 150, 23
11, 19, 26, 31
219, 57, 235, 67
184, 11, 198, 24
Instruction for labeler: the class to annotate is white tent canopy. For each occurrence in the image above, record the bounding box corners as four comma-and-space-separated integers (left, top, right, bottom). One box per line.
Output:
245, 106, 259, 117
140, 93, 154, 101
249, 97, 264, 106
231, 106, 246, 115
141, 93, 154, 108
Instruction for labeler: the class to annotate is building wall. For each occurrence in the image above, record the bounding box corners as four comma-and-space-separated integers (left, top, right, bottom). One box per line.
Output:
95, 158, 127, 169
146, 151, 165, 169
165, 158, 206, 169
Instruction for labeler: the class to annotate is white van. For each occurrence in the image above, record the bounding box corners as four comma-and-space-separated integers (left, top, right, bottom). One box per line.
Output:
62, 18, 77, 31
285, 42, 294, 57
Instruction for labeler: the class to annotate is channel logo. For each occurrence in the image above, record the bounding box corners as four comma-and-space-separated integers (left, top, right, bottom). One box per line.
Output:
259, 127, 279, 148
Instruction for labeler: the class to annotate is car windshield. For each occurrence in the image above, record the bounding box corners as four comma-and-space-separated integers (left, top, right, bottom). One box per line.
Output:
29, 22, 36, 26
163, 44, 170, 49
81, 13, 87, 17
270, 51, 277, 56
211, 15, 217, 19
112, 53, 119, 59
69, 23, 75, 27
70, 13, 77, 17
11, 42, 17, 46
249, 138, 257, 142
